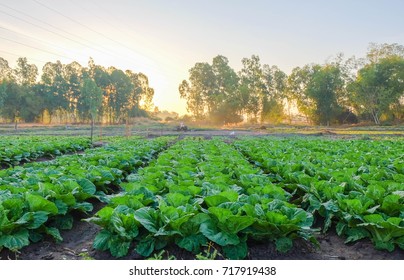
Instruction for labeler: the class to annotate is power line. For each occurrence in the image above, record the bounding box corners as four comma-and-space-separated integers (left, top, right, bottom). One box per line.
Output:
68, 0, 157, 59
81, 0, 183, 78
0, 25, 78, 60
33, 0, 112, 41
33, 0, 141, 55
31, 0, 160, 72
0, 0, 159, 74
67, 0, 154, 57
0, 3, 120, 59
0, 9, 95, 53
0, 35, 72, 60
0, 49, 48, 64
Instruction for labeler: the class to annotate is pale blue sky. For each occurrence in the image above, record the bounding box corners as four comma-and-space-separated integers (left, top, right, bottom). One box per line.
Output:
0, 0, 403, 114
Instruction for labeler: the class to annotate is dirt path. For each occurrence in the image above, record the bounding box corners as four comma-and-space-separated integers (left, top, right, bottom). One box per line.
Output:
147, 129, 404, 140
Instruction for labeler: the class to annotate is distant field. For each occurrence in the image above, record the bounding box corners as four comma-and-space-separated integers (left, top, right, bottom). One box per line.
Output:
0, 122, 403, 138
0, 121, 176, 137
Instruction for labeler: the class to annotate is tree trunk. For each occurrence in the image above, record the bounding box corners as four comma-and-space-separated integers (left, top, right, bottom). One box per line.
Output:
371, 109, 380, 125
99, 122, 103, 142
287, 102, 292, 125
14, 118, 18, 130
125, 116, 130, 137
90, 116, 94, 143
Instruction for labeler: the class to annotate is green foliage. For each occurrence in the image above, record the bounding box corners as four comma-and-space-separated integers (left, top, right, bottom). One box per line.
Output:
349, 55, 404, 124
87, 138, 317, 259
0, 229, 30, 251
78, 78, 103, 121
0, 56, 155, 124
180, 55, 288, 124
2, 136, 402, 258
235, 137, 404, 251
0, 136, 92, 167
78, 251, 95, 260
0, 136, 174, 252
287, 63, 347, 125
147, 249, 177, 260
195, 243, 224, 260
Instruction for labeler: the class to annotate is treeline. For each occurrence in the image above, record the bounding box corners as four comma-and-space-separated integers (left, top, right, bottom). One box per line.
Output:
179, 43, 404, 125
0, 57, 154, 127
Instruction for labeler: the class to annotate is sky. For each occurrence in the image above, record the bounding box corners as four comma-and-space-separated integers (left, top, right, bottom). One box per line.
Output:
0, 0, 403, 115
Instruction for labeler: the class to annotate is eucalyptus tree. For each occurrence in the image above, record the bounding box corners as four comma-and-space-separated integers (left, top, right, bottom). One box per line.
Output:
307, 64, 345, 125
287, 63, 346, 125
41, 61, 70, 122
349, 55, 404, 124
180, 55, 242, 124
0, 57, 12, 109
0, 81, 24, 129
90, 63, 111, 123
14, 57, 38, 86
0, 57, 13, 82
179, 79, 205, 120
64, 61, 84, 120
261, 65, 287, 123
134, 72, 154, 112
238, 55, 267, 122
366, 43, 404, 63
108, 68, 133, 123
179, 62, 215, 120
210, 55, 241, 124
79, 77, 103, 140
2, 58, 39, 128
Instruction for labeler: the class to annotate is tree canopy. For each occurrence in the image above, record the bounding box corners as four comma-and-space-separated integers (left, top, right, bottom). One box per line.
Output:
1, 43, 403, 126
180, 43, 404, 125
0, 57, 154, 125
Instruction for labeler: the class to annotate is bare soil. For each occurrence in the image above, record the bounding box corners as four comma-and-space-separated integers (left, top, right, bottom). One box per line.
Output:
148, 129, 403, 139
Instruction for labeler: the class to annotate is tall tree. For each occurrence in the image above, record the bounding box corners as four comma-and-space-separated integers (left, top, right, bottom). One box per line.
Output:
135, 72, 154, 112
0, 57, 13, 82
0, 56, 157, 125
125, 70, 143, 116
1, 81, 25, 129
307, 64, 345, 125
108, 68, 133, 123
210, 55, 241, 124
0, 57, 12, 108
180, 56, 242, 124
239, 55, 267, 122
79, 78, 103, 140
0, 80, 7, 110
179, 79, 205, 120
287, 63, 346, 125
124, 70, 152, 117
41, 61, 69, 122
349, 55, 404, 124
366, 43, 404, 63
261, 65, 287, 123
64, 61, 84, 121
7, 58, 39, 128
179, 62, 215, 120
14, 57, 38, 86
286, 66, 313, 122
91, 63, 111, 123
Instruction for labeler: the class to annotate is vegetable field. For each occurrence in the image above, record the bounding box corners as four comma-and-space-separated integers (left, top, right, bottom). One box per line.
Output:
0, 135, 403, 260
0, 136, 92, 167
